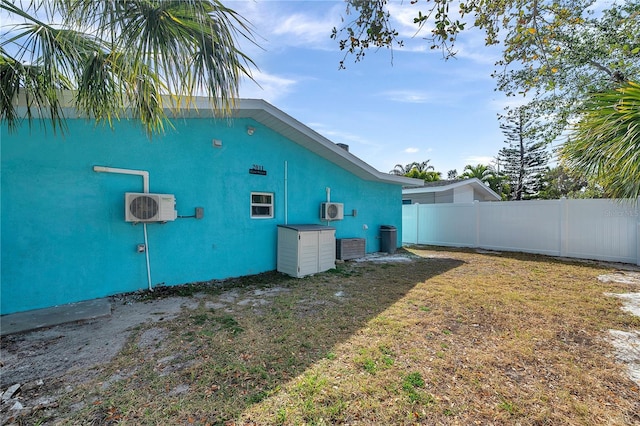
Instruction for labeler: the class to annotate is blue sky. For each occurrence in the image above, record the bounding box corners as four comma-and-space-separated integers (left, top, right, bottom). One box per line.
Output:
231, 1, 521, 176
0, 0, 523, 176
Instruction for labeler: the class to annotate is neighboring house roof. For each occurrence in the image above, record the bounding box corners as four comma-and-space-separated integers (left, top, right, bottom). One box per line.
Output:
14, 93, 422, 187
403, 178, 501, 201
422, 179, 467, 188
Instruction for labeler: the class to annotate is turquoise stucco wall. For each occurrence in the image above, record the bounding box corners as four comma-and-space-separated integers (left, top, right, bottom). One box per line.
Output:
1, 117, 403, 314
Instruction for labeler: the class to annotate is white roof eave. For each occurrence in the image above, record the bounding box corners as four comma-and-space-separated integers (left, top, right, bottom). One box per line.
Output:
403, 178, 501, 200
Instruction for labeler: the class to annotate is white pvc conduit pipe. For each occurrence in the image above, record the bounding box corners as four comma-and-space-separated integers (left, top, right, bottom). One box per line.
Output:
325, 187, 331, 226
93, 166, 149, 193
93, 165, 153, 291
284, 161, 288, 225
142, 224, 152, 291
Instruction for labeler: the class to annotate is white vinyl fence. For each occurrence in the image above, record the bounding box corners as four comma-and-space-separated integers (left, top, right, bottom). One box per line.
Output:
402, 198, 640, 265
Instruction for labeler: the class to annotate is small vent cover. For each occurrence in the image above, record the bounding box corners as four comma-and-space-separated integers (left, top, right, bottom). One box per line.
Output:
125, 193, 177, 222
320, 202, 344, 221
129, 195, 159, 220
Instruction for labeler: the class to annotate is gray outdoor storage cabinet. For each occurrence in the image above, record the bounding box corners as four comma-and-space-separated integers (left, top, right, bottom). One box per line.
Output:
336, 238, 366, 260
277, 225, 336, 278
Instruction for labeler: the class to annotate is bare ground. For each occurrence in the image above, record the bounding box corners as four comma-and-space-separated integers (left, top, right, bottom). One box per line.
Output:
0, 294, 203, 419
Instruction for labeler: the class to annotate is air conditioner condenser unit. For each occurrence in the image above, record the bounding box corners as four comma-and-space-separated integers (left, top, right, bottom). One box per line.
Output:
320, 202, 344, 221
125, 192, 177, 223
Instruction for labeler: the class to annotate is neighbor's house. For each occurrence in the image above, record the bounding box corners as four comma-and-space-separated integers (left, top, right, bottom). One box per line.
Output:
1, 98, 421, 315
402, 178, 501, 204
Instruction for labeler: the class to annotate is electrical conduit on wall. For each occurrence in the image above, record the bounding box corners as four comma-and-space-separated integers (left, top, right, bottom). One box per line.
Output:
284, 161, 288, 225
92, 166, 153, 291
326, 187, 331, 226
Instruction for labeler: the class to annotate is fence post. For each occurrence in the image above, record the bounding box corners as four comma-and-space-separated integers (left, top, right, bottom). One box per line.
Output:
415, 203, 420, 245
637, 221, 639, 266
637, 197, 640, 266
559, 197, 568, 257
474, 200, 480, 248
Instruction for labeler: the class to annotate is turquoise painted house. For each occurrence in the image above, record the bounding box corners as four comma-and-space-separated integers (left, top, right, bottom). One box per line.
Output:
1, 98, 420, 315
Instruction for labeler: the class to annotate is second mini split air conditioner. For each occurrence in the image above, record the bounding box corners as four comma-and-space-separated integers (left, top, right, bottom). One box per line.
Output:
125, 192, 177, 223
320, 202, 344, 221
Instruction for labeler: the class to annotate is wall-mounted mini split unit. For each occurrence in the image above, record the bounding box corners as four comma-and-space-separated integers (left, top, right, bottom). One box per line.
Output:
320, 202, 344, 221
125, 192, 177, 223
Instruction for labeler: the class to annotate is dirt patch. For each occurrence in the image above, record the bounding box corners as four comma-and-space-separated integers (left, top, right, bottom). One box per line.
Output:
1, 295, 198, 389
601, 271, 640, 386
608, 330, 640, 385
0, 294, 201, 422
352, 252, 418, 263
599, 271, 640, 286
0, 278, 299, 423
606, 292, 640, 317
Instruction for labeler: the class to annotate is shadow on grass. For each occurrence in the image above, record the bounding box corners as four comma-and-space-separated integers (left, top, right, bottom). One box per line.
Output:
52, 254, 464, 424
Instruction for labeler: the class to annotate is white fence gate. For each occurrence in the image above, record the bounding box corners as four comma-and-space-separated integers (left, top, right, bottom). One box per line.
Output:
402, 198, 640, 265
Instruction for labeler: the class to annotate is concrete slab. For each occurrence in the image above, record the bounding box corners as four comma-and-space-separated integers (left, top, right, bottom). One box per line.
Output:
0, 298, 112, 336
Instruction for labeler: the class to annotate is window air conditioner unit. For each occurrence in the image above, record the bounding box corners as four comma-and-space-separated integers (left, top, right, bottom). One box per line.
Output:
320, 202, 344, 221
125, 193, 177, 223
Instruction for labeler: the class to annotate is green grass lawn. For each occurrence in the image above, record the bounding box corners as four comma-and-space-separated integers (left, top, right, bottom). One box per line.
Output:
21, 247, 640, 425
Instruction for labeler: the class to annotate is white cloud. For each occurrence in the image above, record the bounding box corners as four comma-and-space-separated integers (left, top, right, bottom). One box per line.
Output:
380, 86, 489, 106
586, 0, 615, 13
450, 25, 502, 64
232, 1, 343, 50
272, 12, 338, 46
386, 2, 427, 38
488, 95, 530, 113
382, 90, 435, 104
239, 71, 298, 103
405, 147, 420, 153
299, 120, 381, 151
384, 1, 502, 68
463, 156, 496, 166
454, 43, 501, 66
317, 127, 378, 148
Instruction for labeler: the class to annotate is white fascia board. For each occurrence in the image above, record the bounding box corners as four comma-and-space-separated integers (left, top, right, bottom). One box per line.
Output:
403, 178, 501, 200
469, 181, 501, 200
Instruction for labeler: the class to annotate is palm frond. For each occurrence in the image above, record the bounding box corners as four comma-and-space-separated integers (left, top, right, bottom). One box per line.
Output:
562, 81, 640, 199
1, 0, 258, 135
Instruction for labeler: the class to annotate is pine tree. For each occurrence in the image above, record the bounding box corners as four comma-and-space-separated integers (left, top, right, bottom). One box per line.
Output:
498, 105, 551, 200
